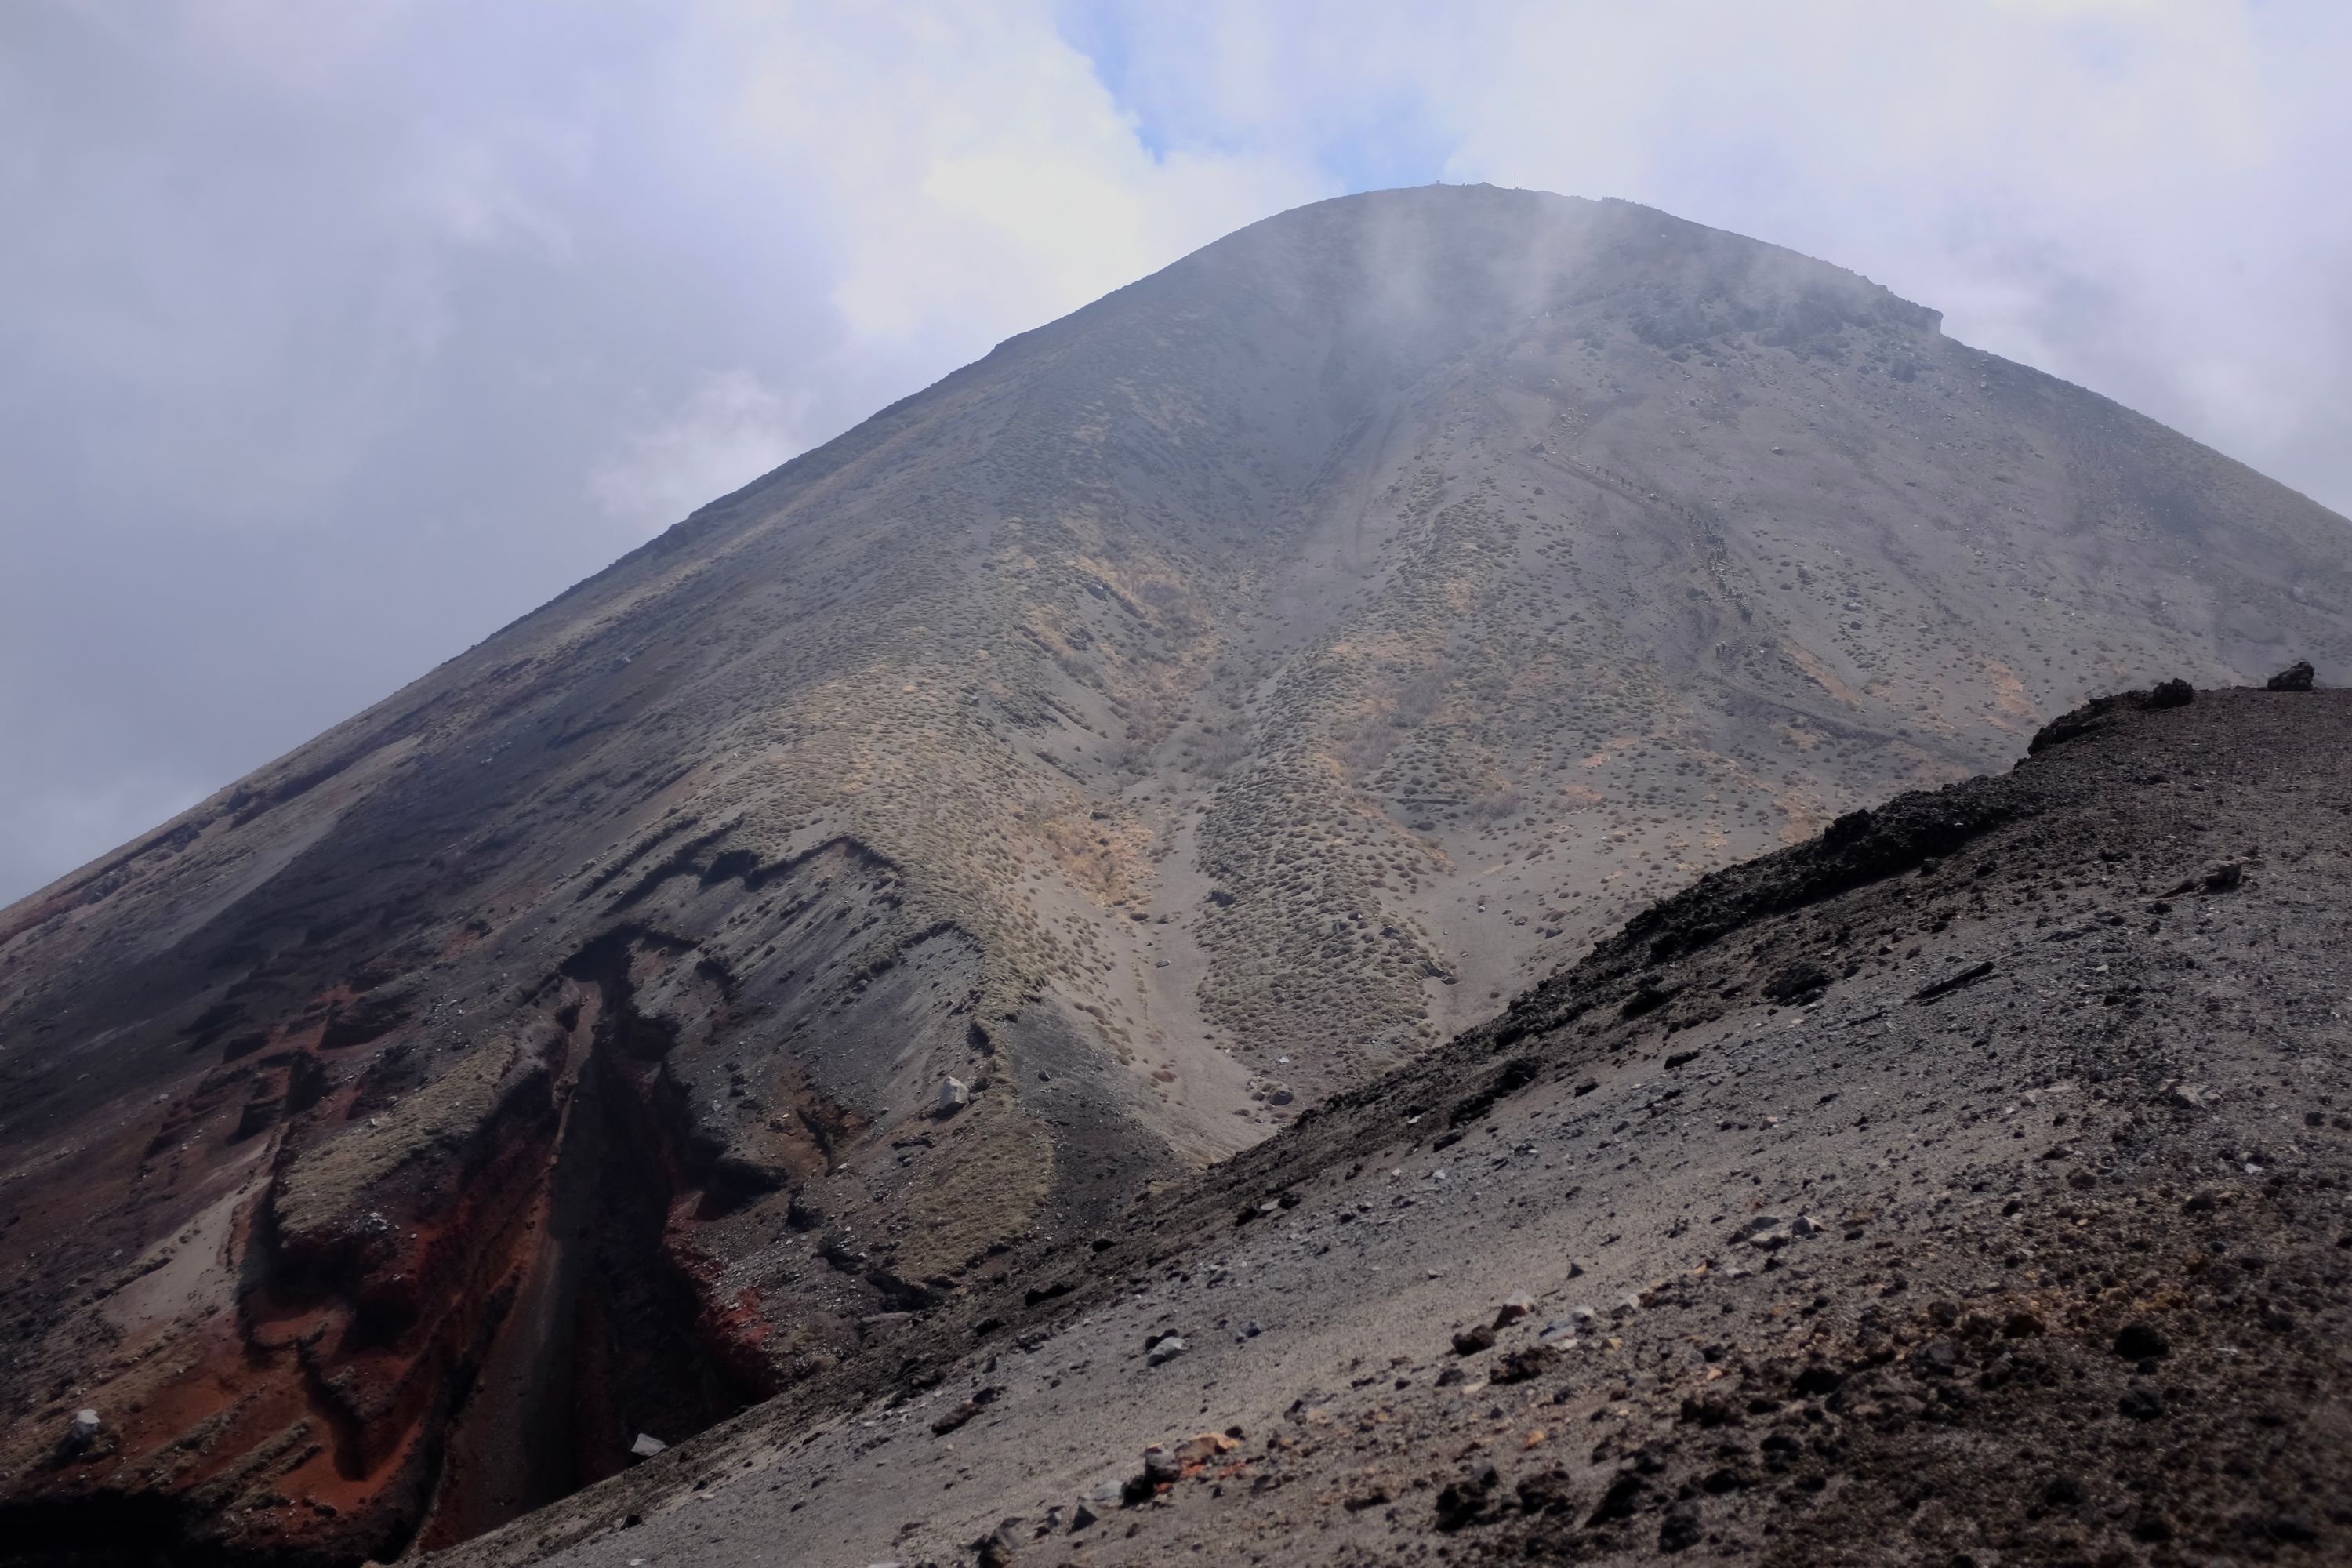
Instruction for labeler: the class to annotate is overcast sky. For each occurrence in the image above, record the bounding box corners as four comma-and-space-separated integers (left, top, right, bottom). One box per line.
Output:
3, 1, 2347, 905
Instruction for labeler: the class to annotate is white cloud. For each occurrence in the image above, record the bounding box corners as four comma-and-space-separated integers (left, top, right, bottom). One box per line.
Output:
590, 368, 818, 531
1087, 0, 2352, 512
710, 1, 1326, 350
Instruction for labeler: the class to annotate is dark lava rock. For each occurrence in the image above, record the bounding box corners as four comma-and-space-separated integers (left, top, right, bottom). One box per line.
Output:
1824, 808, 1874, 848
2151, 677, 2195, 709
2117, 1383, 2165, 1421
1763, 961, 1832, 1004
1515, 1468, 1577, 1518
931, 1399, 984, 1436
1659, 1498, 1704, 1553
1451, 1324, 1497, 1356
2113, 1321, 2169, 1361
2268, 660, 2317, 692
1917, 1338, 1962, 1376
1434, 1465, 1499, 1531
1588, 1471, 1651, 1526
1490, 1345, 1561, 1385
1792, 1364, 1846, 1397
1679, 1392, 1736, 1428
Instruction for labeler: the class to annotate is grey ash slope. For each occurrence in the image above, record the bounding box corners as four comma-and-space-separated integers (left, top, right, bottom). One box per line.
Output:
2, 184, 2347, 1563
455, 683, 2352, 1568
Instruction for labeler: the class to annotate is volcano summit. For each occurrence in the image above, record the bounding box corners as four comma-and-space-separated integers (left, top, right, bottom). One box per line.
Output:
0, 185, 2344, 1563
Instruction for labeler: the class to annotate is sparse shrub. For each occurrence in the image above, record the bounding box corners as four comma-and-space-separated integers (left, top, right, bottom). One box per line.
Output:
1393, 668, 1447, 728
1472, 787, 1525, 824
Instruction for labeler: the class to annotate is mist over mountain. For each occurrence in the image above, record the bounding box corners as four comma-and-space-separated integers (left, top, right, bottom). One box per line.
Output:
1, 184, 2344, 1563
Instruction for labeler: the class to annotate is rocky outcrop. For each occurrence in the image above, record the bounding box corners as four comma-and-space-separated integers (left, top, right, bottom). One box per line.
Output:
2269, 659, 2318, 691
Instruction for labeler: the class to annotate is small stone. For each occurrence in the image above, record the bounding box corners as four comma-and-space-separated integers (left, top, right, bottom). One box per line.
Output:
629, 1432, 667, 1458
2002, 1311, 2045, 1338
935, 1076, 971, 1117
1452, 1324, 1497, 1356
975, 1517, 1024, 1567
2113, 1322, 2169, 1361
2117, 1383, 2164, 1421
68, 1409, 100, 1448
1147, 1334, 1189, 1367
2162, 1080, 2216, 1110
1494, 1292, 1537, 1327
1174, 1432, 1239, 1465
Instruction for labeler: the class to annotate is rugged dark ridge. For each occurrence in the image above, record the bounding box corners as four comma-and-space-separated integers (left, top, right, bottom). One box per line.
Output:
444, 682, 2352, 1567
1, 184, 2347, 1563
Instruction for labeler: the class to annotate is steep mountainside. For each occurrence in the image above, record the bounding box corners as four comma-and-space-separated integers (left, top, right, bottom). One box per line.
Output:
445, 681, 2352, 1568
0, 185, 2346, 1563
